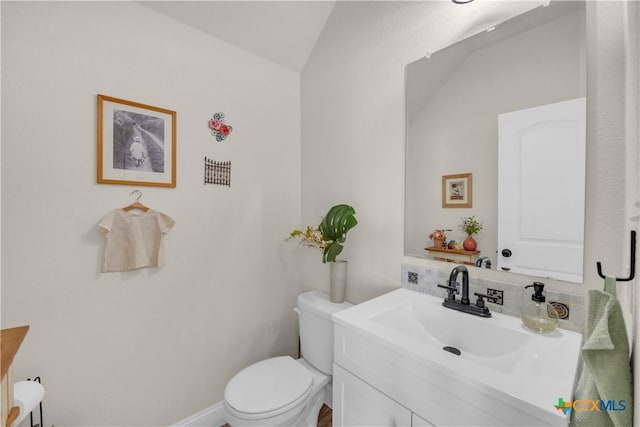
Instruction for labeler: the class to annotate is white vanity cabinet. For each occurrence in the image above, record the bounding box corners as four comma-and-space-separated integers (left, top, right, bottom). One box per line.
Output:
333, 363, 416, 427
332, 324, 455, 427
331, 288, 578, 427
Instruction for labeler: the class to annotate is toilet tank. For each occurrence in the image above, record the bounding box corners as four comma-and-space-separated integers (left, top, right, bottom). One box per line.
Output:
297, 290, 353, 375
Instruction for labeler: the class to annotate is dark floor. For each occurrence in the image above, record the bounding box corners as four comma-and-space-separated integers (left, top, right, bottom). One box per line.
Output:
318, 404, 332, 427
221, 404, 332, 427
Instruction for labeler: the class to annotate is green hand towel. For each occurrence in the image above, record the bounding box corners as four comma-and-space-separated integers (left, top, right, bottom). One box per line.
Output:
570, 276, 633, 427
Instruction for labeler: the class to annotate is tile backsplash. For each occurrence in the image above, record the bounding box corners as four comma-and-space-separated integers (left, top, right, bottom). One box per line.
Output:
401, 263, 585, 333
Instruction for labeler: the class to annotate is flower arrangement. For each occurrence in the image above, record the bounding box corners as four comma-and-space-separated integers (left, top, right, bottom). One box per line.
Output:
461, 216, 483, 236
287, 204, 357, 263
288, 226, 329, 251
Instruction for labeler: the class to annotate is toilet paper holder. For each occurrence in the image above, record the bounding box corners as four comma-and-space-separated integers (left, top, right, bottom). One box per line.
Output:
21, 377, 43, 427
28, 377, 43, 427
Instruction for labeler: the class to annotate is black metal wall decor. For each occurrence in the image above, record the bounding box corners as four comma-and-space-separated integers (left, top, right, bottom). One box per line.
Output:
204, 157, 231, 187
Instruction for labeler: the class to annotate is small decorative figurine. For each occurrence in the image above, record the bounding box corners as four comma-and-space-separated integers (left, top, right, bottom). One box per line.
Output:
429, 229, 449, 248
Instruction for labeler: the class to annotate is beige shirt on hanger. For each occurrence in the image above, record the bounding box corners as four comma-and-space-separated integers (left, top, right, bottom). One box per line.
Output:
99, 209, 175, 272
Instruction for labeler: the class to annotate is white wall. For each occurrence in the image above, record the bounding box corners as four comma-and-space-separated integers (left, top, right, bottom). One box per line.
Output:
405, 9, 586, 262
586, 1, 639, 422
1, 2, 301, 425
302, 1, 553, 302
301, 0, 632, 304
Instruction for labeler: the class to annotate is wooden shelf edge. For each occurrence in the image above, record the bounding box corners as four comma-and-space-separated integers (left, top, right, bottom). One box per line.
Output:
1, 325, 30, 380
425, 246, 480, 256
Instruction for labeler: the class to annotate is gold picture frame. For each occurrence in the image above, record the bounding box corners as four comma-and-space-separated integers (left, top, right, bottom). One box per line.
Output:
97, 94, 176, 187
442, 173, 472, 208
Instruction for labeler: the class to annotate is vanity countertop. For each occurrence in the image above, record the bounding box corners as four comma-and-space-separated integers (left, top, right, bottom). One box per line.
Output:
333, 288, 582, 426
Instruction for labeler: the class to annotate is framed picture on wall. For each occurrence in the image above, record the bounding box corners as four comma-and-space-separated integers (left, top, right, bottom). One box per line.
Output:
442, 173, 472, 208
97, 94, 176, 187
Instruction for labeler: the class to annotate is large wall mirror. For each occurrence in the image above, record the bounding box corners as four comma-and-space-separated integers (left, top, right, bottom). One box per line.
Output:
405, 1, 586, 283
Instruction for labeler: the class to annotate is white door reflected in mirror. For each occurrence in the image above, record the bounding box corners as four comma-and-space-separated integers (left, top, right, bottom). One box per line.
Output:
498, 97, 586, 282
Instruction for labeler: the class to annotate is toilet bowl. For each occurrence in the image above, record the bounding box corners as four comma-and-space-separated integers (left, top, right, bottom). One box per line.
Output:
224, 357, 329, 427
223, 291, 352, 427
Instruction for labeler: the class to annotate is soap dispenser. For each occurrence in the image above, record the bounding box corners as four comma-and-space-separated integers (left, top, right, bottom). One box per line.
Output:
521, 282, 559, 333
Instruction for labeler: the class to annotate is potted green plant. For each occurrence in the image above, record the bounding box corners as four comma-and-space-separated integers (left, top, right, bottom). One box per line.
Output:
461, 216, 482, 251
318, 204, 358, 263
288, 204, 357, 302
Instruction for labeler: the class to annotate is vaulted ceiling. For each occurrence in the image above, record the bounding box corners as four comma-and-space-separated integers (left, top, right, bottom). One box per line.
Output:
140, 1, 336, 72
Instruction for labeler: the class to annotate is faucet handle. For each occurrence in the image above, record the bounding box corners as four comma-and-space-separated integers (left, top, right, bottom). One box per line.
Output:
437, 284, 457, 300
473, 292, 490, 308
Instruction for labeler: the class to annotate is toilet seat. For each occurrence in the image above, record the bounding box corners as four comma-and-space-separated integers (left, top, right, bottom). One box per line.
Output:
224, 356, 313, 420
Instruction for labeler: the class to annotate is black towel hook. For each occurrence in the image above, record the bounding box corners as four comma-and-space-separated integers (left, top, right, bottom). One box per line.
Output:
596, 230, 636, 282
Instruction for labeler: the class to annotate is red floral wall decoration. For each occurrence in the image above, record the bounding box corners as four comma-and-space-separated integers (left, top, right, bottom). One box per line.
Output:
209, 113, 233, 141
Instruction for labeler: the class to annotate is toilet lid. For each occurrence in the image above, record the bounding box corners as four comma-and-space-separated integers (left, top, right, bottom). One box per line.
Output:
225, 356, 313, 415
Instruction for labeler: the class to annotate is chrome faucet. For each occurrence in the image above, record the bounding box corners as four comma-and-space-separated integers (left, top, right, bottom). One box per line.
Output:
475, 256, 492, 269
437, 265, 491, 318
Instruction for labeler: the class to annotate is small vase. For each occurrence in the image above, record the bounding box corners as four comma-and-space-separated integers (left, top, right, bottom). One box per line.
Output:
330, 260, 348, 303
463, 235, 477, 251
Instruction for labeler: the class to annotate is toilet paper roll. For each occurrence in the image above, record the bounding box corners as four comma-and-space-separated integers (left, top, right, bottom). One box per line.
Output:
13, 380, 45, 425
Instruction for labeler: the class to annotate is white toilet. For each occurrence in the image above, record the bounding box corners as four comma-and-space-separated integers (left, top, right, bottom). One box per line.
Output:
223, 290, 352, 427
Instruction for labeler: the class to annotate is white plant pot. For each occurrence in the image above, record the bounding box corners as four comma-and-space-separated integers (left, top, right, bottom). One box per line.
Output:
330, 260, 348, 303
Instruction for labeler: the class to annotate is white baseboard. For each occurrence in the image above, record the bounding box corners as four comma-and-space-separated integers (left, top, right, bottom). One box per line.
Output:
171, 401, 226, 427
171, 383, 331, 427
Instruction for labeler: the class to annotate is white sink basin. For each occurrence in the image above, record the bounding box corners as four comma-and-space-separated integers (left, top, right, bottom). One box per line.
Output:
333, 288, 583, 426
371, 296, 532, 373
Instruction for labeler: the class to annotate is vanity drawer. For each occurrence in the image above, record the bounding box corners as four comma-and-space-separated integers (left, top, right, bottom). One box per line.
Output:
333, 363, 412, 427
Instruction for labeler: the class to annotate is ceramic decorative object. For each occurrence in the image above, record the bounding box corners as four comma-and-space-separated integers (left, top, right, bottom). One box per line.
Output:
463, 235, 477, 251
330, 260, 348, 303
429, 229, 449, 248
461, 216, 482, 251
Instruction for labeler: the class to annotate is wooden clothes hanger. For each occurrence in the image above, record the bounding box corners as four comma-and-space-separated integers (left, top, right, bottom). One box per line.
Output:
122, 189, 150, 212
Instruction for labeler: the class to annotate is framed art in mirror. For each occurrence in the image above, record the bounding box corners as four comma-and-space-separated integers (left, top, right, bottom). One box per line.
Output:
442, 173, 472, 208
97, 94, 176, 188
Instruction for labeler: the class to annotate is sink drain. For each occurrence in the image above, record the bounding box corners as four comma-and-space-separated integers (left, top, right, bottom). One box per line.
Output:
443, 346, 461, 356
